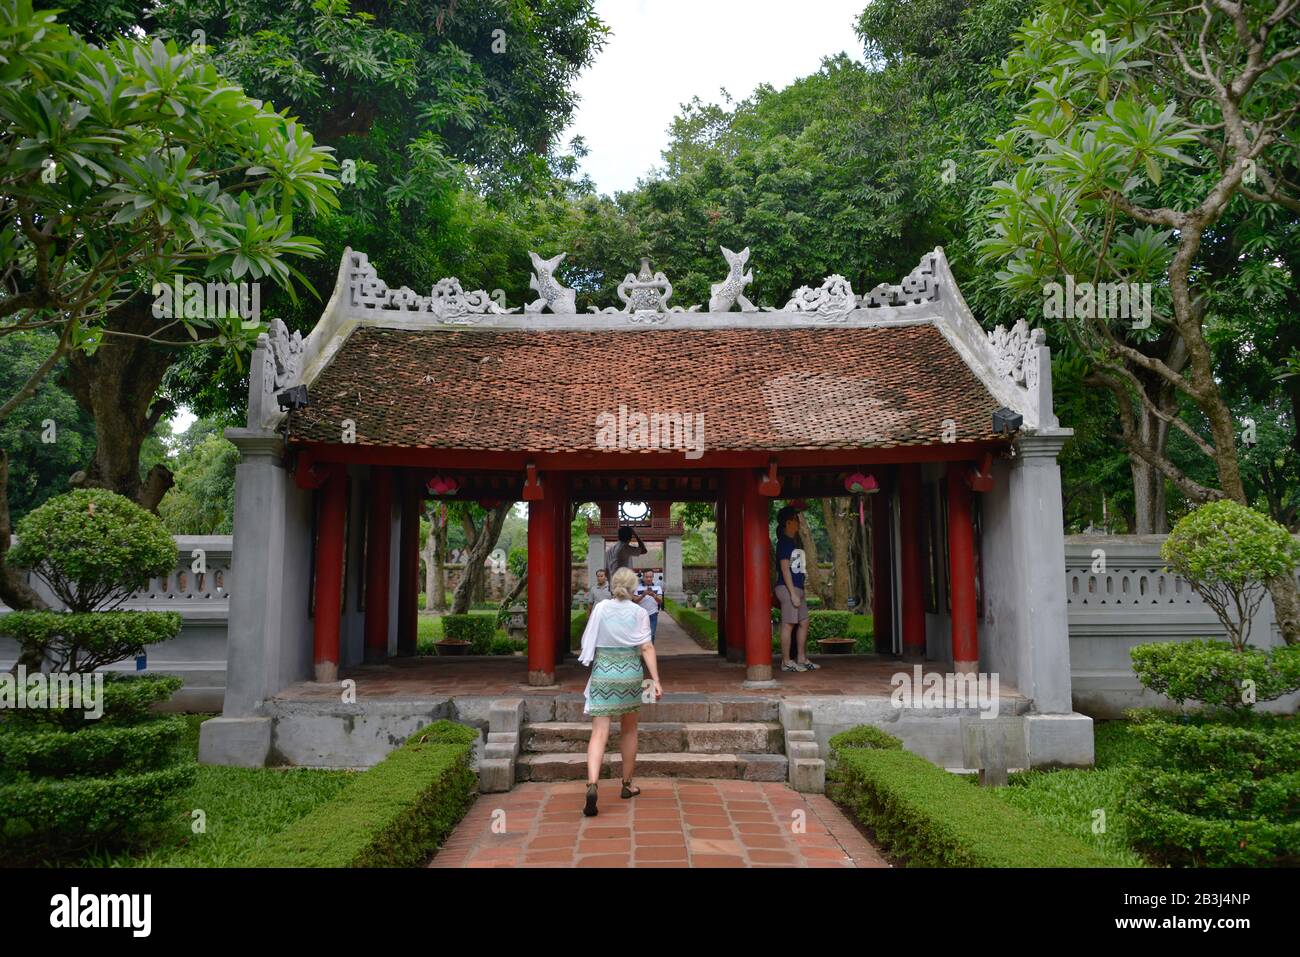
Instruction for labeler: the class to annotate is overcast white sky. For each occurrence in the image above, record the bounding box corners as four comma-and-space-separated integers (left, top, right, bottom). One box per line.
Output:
565, 0, 867, 196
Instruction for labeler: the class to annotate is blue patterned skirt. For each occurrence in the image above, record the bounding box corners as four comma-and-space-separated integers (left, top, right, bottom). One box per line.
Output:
584, 646, 645, 717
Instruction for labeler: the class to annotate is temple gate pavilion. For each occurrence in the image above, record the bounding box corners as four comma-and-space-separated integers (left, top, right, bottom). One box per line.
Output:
198, 245, 1094, 775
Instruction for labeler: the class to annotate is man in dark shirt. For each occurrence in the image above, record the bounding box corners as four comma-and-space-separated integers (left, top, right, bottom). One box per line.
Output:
775, 505, 817, 672
604, 525, 648, 580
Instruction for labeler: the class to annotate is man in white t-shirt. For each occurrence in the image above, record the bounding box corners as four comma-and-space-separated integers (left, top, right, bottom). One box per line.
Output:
636, 569, 663, 641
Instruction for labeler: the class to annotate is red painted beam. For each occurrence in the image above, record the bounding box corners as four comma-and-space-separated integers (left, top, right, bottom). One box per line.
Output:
527, 474, 557, 686
741, 470, 773, 682
947, 463, 979, 674
897, 464, 927, 659
313, 468, 348, 683
363, 466, 393, 663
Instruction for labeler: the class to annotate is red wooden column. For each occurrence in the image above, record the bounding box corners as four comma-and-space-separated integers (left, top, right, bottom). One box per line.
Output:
553, 475, 570, 663
364, 466, 393, 663
897, 464, 927, 660
313, 467, 347, 683
395, 471, 422, 657
947, 463, 979, 674
715, 495, 728, 658
724, 471, 746, 664
527, 475, 557, 686
870, 471, 894, 655
741, 469, 774, 683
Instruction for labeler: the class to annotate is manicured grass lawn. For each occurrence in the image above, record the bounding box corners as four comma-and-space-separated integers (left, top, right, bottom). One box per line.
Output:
79, 715, 354, 867
992, 721, 1151, 867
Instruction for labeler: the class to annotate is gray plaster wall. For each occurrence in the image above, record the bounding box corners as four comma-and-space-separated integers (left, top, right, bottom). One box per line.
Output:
1065, 535, 1300, 717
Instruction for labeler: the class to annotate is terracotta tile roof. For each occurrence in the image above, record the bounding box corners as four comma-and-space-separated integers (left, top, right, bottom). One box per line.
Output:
288, 325, 1003, 451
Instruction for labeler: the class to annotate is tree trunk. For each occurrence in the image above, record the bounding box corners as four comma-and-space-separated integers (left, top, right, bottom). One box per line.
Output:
63, 297, 177, 511
858, 500, 873, 613
423, 522, 436, 611
450, 502, 510, 614
1128, 421, 1169, 534
821, 497, 854, 609
0, 450, 49, 672
796, 513, 826, 604
432, 506, 448, 611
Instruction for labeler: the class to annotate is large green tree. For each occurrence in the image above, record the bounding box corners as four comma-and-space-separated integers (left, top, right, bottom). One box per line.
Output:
977, 0, 1300, 640
0, 2, 339, 608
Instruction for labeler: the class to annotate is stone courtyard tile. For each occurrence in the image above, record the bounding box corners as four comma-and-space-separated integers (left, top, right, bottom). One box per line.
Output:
428, 778, 888, 868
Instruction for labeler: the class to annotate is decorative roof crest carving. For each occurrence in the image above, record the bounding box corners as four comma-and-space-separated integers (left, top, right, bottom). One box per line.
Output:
709, 246, 757, 312
987, 318, 1045, 392
781, 275, 857, 322
525, 251, 577, 314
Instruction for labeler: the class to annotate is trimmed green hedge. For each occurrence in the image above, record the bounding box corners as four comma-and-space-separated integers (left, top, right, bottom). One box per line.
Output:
829, 735, 1111, 867
0, 762, 196, 857
807, 611, 851, 641
243, 720, 477, 867
829, 725, 904, 753
664, 599, 717, 649
441, 614, 495, 654
0, 714, 188, 779
1120, 712, 1300, 866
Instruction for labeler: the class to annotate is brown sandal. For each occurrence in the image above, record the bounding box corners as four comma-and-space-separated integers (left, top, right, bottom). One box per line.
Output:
620, 779, 641, 799
583, 782, 599, 817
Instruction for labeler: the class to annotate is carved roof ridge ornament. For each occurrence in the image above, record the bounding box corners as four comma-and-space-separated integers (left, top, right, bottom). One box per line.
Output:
779, 274, 857, 322
863, 252, 940, 307
987, 318, 1046, 393
429, 278, 516, 323
709, 245, 758, 312
343, 250, 512, 321
264, 317, 304, 392
525, 251, 577, 314
589, 256, 702, 321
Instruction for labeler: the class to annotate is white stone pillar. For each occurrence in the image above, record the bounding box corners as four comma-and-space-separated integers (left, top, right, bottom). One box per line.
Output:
1007, 431, 1074, 713
665, 534, 685, 600
587, 535, 604, 588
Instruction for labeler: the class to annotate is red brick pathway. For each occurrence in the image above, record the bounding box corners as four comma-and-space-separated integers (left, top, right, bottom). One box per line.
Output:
428, 778, 889, 868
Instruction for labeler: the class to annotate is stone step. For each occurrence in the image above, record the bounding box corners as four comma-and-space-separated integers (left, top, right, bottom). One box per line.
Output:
521, 721, 785, 755
517, 751, 788, 783
552, 696, 779, 724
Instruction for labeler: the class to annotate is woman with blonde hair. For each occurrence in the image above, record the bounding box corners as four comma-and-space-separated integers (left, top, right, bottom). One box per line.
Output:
577, 566, 663, 817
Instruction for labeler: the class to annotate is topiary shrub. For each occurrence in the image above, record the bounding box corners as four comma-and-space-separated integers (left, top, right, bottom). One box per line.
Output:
0, 491, 190, 860
0, 610, 182, 677
441, 614, 495, 653
1, 490, 182, 680
1131, 640, 1300, 714
808, 611, 851, 642
0, 714, 188, 780
1121, 712, 1300, 866
1160, 499, 1300, 651
8, 489, 177, 613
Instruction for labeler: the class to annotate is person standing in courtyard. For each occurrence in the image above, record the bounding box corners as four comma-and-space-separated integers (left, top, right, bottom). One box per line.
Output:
578, 567, 662, 817
589, 567, 612, 610
637, 568, 662, 641
604, 525, 647, 579
775, 504, 818, 672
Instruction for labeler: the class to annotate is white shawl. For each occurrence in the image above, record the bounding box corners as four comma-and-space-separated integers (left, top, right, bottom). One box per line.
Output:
578, 598, 651, 666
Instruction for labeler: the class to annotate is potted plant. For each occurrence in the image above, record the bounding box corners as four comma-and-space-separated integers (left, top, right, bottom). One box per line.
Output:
809, 611, 855, 654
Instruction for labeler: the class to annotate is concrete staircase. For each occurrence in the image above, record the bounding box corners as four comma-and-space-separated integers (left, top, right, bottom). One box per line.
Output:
515, 696, 789, 783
